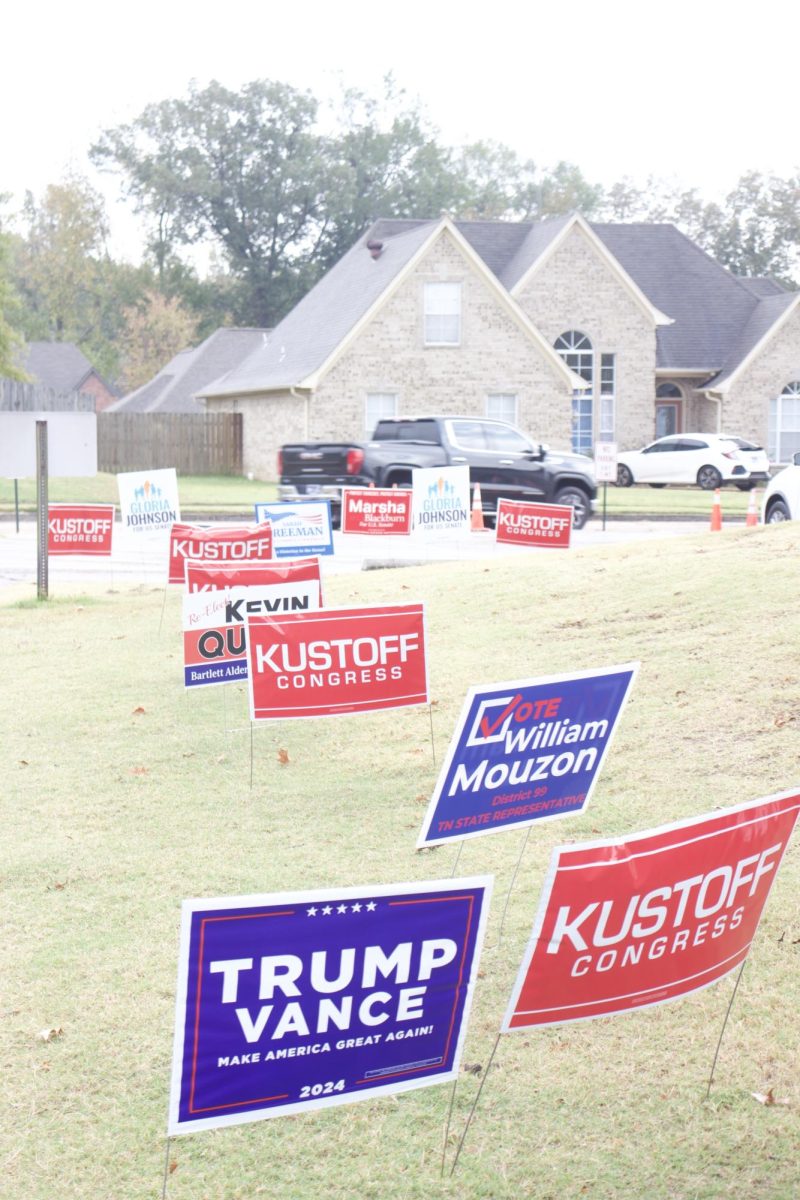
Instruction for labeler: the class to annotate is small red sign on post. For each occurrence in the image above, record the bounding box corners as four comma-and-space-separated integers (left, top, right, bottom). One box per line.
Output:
495, 500, 572, 549
341, 488, 413, 535
168, 523, 273, 584
47, 504, 115, 556
246, 603, 428, 720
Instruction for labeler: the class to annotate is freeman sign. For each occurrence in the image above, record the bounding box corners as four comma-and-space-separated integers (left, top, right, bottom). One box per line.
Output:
246, 603, 428, 720
503, 790, 800, 1029
168, 876, 492, 1134
495, 500, 573, 549
341, 488, 413, 536
417, 664, 638, 846
254, 501, 334, 558
47, 504, 114, 556
168, 523, 273, 585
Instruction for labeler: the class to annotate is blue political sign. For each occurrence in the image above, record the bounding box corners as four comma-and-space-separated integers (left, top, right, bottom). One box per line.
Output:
254, 501, 334, 558
168, 876, 492, 1134
417, 663, 638, 847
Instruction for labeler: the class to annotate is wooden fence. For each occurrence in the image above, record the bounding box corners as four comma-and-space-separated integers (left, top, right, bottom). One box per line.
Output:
0, 378, 95, 412
98, 412, 243, 475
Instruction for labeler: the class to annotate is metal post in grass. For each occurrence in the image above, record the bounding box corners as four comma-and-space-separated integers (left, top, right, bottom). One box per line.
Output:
704, 960, 747, 1100
449, 1032, 503, 1176
487, 825, 532, 952
428, 703, 437, 767
161, 1136, 172, 1199
14, 478, 20, 533
35, 421, 48, 599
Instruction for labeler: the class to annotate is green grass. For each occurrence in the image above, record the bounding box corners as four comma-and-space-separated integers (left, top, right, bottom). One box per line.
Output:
0, 473, 277, 514
0, 470, 767, 519
3, 527, 800, 1199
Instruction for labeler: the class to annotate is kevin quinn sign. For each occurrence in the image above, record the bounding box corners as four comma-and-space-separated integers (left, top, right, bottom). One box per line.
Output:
418, 664, 638, 846
246, 603, 428, 720
168, 876, 492, 1134
503, 790, 800, 1029
47, 504, 114, 556
168, 523, 273, 584
341, 488, 413, 535
495, 500, 573, 549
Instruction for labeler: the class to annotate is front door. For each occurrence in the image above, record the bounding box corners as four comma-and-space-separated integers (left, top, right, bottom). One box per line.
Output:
655, 401, 682, 438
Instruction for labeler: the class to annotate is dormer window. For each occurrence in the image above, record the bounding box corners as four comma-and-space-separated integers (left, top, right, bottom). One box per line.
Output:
424, 282, 461, 345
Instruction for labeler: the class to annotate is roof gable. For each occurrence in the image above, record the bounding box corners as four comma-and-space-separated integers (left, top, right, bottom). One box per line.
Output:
702, 293, 800, 393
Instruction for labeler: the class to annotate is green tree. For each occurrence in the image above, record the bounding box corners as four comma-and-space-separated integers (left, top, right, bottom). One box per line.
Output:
117, 289, 199, 391
0, 200, 27, 379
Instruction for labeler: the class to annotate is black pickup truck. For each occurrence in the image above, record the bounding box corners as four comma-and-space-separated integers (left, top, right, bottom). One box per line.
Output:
278, 415, 597, 529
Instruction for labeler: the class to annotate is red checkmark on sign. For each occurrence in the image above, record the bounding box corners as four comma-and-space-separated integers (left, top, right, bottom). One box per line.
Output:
479, 694, 523, 739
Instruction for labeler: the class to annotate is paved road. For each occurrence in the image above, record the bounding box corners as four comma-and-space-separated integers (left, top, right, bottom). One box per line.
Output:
0, 516, 709, 596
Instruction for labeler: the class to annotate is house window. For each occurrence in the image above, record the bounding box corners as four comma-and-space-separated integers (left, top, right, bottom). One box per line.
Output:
424, 282, 461, 345
769, 382, 800, 462
599, 353, 615, 441
365, 392, 398, 438
486, 393, 518, 425
655, 382, 683, 438
555, 331, 593, 454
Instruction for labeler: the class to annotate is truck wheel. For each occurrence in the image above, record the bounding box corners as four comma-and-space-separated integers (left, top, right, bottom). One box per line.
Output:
555, 487, 591, 530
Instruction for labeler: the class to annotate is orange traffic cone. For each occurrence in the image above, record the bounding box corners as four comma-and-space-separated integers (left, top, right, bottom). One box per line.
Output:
471, 483, 486, 531
709, 488, 722, 532
745, 489, 759, 527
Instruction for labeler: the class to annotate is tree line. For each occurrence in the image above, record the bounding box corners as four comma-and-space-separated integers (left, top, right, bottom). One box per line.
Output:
1, 76, 799, 391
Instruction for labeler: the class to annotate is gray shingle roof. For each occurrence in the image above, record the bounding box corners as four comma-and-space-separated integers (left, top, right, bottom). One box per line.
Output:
22, 342, 97, 392
705, 292, 800, 391
200, 224, 436, 398
201, 215, 799, 398
111, 328, 271, 413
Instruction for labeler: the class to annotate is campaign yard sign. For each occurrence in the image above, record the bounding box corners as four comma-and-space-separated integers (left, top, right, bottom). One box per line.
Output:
117, 468, 180, 536
182, 572, 323, 688
495, 500, 573, 550
168, 876, 492, 1134
246, 603, 428, 720
47, 504, 114, 556
502, 790, 800, 1030
417, 664, 638, 847
341, 488, 413, 536
168, 522, 273, 585
185, 557, 323, 605
254, 501, 334, 558
411, 466, 470, 537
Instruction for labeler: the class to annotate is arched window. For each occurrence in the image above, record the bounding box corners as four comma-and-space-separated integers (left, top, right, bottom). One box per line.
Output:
655, 382, 683, 437
555, 331, 593, 454
769, 381, 800, 462
656, 383, 682, 398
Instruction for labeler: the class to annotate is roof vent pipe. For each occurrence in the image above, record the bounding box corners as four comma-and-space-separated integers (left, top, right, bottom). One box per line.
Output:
366, 239, 383, 259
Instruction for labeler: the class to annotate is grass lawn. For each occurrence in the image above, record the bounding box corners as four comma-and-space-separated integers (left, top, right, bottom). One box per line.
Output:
3, 525, 800, 1199
0, 471, 762, 520
0, 473, 277, 514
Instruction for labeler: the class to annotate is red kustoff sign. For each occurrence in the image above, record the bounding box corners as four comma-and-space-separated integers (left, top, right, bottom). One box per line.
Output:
246, 603, 428, 719
495, 500, 573, 549
185, 556, 322, 600
168, 523, 272, 584
503, 790, 800, 1029
47, 504, 115, 556
341, 488, 413, 535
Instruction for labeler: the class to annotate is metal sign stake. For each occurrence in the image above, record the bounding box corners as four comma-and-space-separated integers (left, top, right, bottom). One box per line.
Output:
35, 421, 48, 599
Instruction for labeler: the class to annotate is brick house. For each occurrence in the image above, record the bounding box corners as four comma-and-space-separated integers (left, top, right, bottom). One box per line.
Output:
200, 213, 800, 481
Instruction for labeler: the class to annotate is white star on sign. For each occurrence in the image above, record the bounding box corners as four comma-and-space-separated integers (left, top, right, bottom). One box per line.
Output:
337, 904, 348, 914
307, 907, 318, 916
322, 905, 333, 916
366, 901, 377, 912
351, 902, 362, 913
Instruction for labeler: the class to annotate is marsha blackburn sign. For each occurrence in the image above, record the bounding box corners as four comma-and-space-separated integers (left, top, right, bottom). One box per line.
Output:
417, 664, 638, 846
168, 877, 492, 1134
503, 790, 800, 1030
246, 604, 428, 720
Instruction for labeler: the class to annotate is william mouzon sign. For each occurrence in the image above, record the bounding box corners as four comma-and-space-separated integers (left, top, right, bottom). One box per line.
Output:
168, 876, 492, 1134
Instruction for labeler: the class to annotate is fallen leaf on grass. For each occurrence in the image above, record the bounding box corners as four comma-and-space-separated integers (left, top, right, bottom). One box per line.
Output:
19, 760, 29, 766
773, 713, 797, 728
463, 1063, 482, 1075
132, 705, 146, 715
129, 766, 149, 776
751, 1089, 789, 1106
216, 754, 228, 764
38, 1027, 63, 1042
414, 794, 427, 805
169, 1160, 178, 1175
277, 748, 290, 765
48, 881, 67, 891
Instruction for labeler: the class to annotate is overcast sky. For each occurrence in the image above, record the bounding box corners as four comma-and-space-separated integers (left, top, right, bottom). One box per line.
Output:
4, 0, 799, 261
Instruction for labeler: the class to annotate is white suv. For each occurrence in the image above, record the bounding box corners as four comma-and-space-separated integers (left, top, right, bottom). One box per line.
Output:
762, 453, 800, 522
